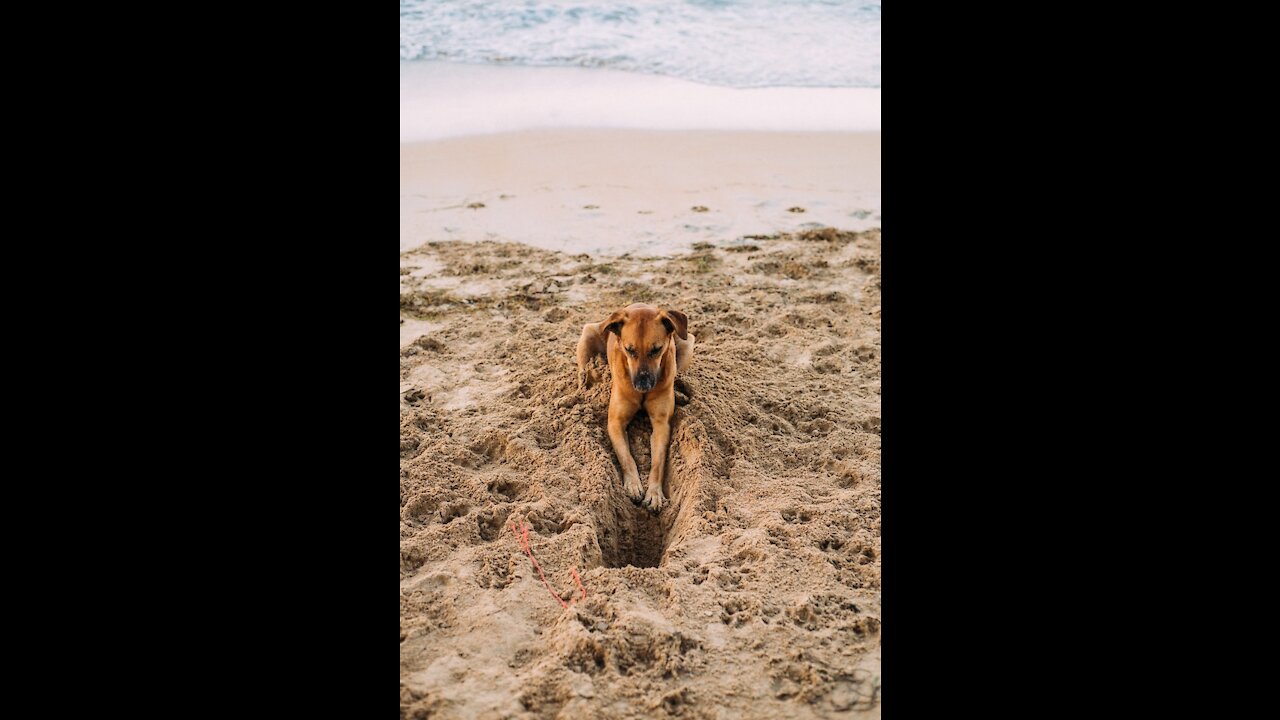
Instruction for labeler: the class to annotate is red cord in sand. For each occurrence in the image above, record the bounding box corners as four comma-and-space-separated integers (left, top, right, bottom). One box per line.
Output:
510, 519, 586, 609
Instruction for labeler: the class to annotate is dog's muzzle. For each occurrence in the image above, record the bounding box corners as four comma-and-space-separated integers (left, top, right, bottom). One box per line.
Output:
633, 372, 655, 392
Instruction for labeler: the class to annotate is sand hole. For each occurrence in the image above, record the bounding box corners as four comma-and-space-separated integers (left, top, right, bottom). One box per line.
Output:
600, 504, 666, 568
593, 412, 702, 569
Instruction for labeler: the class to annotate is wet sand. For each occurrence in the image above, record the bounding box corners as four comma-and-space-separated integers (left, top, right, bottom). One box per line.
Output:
400, 130, 881, 257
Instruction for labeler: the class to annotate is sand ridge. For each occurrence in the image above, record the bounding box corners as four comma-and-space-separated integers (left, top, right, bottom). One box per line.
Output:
400, 228, 881, 718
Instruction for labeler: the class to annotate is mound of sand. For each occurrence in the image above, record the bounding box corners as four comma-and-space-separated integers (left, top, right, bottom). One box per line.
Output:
400, 228, 881, 718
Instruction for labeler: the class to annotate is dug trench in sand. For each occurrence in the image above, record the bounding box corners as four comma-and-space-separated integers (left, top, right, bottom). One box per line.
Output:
400, 228, 881, 718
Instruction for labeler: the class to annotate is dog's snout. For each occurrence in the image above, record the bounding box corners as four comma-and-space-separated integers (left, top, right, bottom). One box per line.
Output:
633, 371, 655, 392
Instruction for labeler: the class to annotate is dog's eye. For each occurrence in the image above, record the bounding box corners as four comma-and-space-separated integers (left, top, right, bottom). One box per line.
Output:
626, 347, 637, 356
649, 347, 662, 358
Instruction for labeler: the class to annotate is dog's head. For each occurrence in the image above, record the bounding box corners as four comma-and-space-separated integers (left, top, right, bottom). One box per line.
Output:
605, 304, 688, 392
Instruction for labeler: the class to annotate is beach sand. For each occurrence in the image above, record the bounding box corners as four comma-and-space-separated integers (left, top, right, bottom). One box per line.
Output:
400, 131, 881, 718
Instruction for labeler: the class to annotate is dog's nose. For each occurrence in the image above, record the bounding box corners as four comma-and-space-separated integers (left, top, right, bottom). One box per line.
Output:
634, 372, 654, 391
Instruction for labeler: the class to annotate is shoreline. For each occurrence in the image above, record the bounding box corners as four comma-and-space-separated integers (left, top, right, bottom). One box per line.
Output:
400, 61, 881, 143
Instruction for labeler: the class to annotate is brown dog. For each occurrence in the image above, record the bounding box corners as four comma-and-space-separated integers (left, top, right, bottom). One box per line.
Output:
576, 304, 694, 511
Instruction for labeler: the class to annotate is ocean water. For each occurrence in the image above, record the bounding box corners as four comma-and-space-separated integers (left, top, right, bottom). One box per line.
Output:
399, 0, 882, 89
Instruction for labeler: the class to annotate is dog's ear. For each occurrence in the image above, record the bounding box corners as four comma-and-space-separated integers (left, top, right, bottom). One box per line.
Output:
604, 309, 627, 337
660, 309, 689, 340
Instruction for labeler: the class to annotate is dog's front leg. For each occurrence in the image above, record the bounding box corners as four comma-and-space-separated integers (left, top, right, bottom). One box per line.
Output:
608, 394, 643, 500
643, 396, 673, 512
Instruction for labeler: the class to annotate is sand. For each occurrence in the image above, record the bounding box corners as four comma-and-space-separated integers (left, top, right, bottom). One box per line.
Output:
400, 131, 880, 719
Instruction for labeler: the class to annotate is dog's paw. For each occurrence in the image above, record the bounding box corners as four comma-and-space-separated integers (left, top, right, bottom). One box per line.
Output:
642, 486, 666, 512
577, 368, 592, 391
623, 474, 644, 500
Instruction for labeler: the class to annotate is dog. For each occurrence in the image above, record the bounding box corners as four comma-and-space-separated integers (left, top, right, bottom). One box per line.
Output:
576, 304, 694, 512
